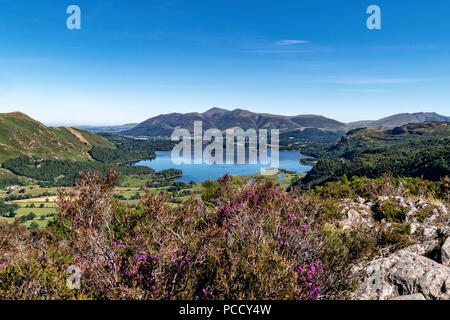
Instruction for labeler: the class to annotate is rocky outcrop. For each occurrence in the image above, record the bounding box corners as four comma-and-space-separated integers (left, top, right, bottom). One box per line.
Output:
390, 293, 426, 300
342, 195, 450, 300
442, 238, 450, 267
355, 248, 450, 300
339, 208, 375, 230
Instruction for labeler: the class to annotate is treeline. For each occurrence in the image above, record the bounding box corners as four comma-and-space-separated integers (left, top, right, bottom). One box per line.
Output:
0, 199, 18, 217
145, 176, 189, 189
4, 191, 53, 202
297, 138, 450, 188
89, 134, 179, 164
88, 134, 155, 163
88, 146, 155, 164
2, 157, 157, 187
279, 128, 342, 150
0, 174, 21, 189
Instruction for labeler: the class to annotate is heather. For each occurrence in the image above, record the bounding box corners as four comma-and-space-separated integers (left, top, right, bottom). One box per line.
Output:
0, 169, 448, 300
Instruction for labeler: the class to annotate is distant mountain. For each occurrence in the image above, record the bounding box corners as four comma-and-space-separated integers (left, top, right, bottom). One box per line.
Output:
0, 112, 114, 163
120, 108, 450, 137
347, 120, 375, 129
78, 123, 139, 134
121, 107, 347, 137
365, 112, 450, 129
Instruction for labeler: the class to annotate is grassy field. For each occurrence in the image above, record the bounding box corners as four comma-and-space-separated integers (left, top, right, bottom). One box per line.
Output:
235, 171, 306, 189
120, 174, 158, 188
0, 184, 60, 202
0, 201, 57, 228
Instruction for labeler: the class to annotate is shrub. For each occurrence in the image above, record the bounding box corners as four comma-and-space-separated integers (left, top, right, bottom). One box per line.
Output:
30, 222, 39, 230
201, 180, 220, 203
377, 223, 412, 249
56, 168, 120, 295
372, 200, 408, 223
3, 170, 445, 300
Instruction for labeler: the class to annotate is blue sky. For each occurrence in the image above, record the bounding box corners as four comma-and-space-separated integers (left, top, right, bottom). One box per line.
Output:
0, 0, 449, 125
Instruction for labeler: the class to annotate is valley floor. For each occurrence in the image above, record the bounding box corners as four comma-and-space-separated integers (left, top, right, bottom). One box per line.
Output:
0, 170, 306, 229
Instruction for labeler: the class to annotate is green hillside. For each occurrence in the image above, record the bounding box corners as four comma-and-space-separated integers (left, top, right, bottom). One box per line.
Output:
294, 122, 450, 188
0, 112, 169, 190
0, 112, 114, 163
301, 121, 450, 159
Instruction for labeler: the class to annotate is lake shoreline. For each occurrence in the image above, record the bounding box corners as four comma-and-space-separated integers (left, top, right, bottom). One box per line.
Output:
136, 150, 313, 183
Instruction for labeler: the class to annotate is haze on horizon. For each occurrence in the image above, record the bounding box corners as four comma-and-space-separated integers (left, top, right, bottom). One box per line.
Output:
0, 0, 449, 126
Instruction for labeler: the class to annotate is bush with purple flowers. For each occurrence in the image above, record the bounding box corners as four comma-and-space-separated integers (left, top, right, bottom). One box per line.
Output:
2, 169, 439, 300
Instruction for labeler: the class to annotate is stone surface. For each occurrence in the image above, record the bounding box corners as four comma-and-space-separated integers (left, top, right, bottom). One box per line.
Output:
442, 238, 450, 267
423, 226, 438, 239
390, 293, 426, 300
355, 249, 450, 300
406, 207, 417, 222
404, 240, 439, 256
339, 208, 375, 230
409, 222, 420, 235
341, 196, 450, 300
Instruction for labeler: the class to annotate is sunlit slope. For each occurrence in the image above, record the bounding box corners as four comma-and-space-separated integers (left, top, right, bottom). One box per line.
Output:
0, 112, 114, 163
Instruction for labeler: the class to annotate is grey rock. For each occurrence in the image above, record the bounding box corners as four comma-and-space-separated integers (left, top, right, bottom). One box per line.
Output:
409, 222, 420, 235
406, 208, 418, 222
356, 196, 365, 204
442, 237, 450, 267
394, 196, 407, 208
347, 208, 359, 219
406, 200, 415, 207
390, 293, 426, 300
416, 199, 425, 206
424, 214, 439, 224
339, 209, 375, 230
423, 226, 438, 239
356, 250, 450, 300
404, 240, 439, 256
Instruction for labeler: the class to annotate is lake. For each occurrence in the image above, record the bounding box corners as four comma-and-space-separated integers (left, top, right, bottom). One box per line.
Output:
136, 151, 313, 183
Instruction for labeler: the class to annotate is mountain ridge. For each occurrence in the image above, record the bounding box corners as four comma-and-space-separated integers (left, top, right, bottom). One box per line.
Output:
121, 108, 348, 137
366, 112, 450, 129
118, 108, 450, 137
78, 123, 139, 134
0, 112, 114, 163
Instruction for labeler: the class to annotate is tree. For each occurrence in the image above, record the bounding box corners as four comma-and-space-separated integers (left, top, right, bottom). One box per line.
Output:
26, 212, 36, 221
201, 179, 220, 203
30, 222, 39, 230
